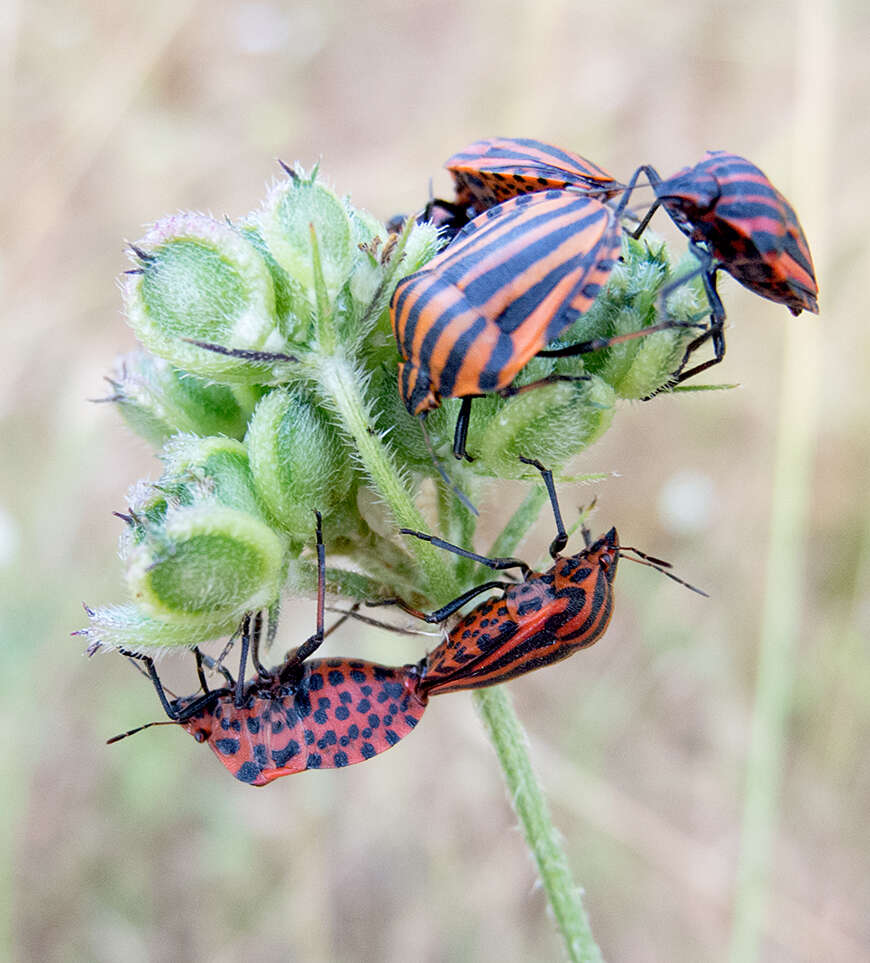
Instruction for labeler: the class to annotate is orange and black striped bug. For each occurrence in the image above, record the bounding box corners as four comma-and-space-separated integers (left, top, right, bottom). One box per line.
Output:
390, 188, 689, 461
622, 150, 819, 383
373, 458, 707, 693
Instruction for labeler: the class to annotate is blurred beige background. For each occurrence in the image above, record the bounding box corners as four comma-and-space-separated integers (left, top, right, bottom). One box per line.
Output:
1, 1, 867, 960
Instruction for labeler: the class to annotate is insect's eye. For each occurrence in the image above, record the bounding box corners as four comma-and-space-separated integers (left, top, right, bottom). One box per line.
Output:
600, 552, 612, 569
194, 729, 208, 743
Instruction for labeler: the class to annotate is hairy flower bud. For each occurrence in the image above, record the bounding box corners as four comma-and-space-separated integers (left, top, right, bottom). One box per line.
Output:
103, 351, 257, 445
258, 169, 355, 308
553, 234, 706, 399
245, 387, 355, 540
124, 213, 287, 382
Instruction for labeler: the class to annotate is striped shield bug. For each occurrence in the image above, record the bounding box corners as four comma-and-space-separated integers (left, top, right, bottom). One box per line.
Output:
624, 151, 819, 382
374, 458, 707, 694
391, 190, 688, 461
107, 513, 428, 785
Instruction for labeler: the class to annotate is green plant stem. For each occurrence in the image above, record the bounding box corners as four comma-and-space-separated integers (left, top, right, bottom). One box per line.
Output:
473, 687, 604, 963
317, 354, 460, 604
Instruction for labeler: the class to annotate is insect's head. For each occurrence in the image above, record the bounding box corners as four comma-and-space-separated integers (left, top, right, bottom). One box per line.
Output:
585, 527, 620, 584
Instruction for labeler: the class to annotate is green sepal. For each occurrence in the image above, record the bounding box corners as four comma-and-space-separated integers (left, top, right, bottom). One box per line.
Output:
235, 222, 311, 344
124, 213, 287, 383
79, 603, 240, 654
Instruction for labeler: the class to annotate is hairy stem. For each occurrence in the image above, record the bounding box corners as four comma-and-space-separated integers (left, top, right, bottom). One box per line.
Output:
473, 688, 604, 963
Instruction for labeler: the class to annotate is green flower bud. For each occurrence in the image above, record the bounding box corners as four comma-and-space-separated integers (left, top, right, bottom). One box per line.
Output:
158, 435, 270, 522
258, 169, 354, 308
124, 213, 288, 383
125, 503, 287, 623
235, 222, 311, 345
550, 233, 705, 399
471, 375, 615, 479
246, 387, 355, 539
80, 603, 239, 654
103, 351, 257, 446
359, 219, 442, 366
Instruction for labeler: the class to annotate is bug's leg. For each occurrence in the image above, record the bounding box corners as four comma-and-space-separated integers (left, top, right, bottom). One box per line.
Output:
250, 610, 270, 678
452, 396, 475, 461
518, 457, 568, 558
194, 647, 210, 694
282, 511, 327, 669
615, 164, 663, 237
420, 416, 479, 517
608, 164, 661, 230
535, 311, 702, 360
497, 372, 590, 394
182, 340, 299, 365
671, 260, 728, 383
233, 613, 252, 708
399, 528, 533, 578
119, 649, 182, 721
367, 580, 518, 624
196, 648, 236, 688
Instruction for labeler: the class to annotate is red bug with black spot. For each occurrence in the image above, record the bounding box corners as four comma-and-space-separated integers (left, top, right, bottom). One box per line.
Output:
446, 136, 624, 213
390, 189, 684, 461
107, 513, 428, 785
376, 458, 707, 695
418, 137, 623, 247
624, 150, 819, 382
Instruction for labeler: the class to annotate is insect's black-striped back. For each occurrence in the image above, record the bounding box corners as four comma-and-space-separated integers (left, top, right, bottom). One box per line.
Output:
447, 137, 622, 211
655, 151, 818, 314
391, 190, 620, 414
420, 529, 620, 695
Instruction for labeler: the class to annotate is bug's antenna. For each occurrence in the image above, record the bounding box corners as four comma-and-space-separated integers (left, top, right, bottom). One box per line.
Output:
619, 546, 709, 597
107, 720, 177, 745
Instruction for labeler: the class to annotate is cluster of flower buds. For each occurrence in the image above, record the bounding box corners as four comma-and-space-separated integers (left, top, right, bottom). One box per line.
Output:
81, 164, 705, 653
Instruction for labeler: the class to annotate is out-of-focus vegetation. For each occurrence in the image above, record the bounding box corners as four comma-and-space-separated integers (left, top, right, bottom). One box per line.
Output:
1, 1, 867, 960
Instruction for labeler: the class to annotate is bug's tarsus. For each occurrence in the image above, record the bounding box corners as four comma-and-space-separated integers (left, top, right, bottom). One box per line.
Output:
452, 396, 475, 462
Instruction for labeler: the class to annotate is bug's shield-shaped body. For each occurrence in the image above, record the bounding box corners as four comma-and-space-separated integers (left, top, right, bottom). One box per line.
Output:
654, 151, 818, 315
179, 658, 426, 786
446, 137, 623, 210
421, 528, 620, 695
391, 190, 620, 416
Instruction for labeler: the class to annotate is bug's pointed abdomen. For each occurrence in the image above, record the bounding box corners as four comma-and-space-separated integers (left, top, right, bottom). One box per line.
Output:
198, 659, 427, 785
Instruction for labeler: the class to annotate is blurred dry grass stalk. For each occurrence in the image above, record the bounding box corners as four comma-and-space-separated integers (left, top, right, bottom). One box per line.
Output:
1, 1, 868, 961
